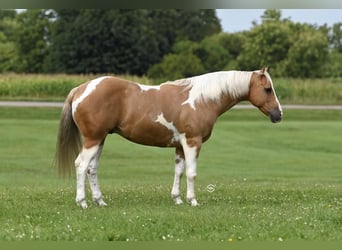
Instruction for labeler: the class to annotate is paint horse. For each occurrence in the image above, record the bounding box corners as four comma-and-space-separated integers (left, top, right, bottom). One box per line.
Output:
55, 67, 282, 208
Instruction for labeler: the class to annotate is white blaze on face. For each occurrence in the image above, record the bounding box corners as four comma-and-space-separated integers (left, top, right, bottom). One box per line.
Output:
155, 113, 183, 143
264, 71, 283, 115
72, 76, 110, 116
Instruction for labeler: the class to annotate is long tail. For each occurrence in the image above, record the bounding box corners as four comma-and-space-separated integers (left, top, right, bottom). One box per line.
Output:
54, 87, 82, 177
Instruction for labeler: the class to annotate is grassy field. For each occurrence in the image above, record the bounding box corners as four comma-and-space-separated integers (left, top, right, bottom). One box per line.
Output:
0, 107, 341, 241
0, 74, 154, 102
0, 73, 342, 104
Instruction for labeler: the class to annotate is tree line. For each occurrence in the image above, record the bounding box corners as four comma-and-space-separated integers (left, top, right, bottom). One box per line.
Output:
0, 9, 341, 79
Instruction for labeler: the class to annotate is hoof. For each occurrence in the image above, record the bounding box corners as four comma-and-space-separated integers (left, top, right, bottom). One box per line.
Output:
173, 197, 184, 205
188, 198, 200, 207
95, 198, 107, 207
76, 199, 88, 209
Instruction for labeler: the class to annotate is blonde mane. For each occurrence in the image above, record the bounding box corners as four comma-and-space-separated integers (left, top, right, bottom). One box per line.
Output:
180, 71, 253, 109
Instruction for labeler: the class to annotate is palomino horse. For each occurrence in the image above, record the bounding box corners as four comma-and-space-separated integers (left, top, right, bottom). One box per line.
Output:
55, 66, 282, 208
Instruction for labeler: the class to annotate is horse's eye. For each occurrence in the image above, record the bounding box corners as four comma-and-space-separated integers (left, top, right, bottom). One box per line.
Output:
264, 87, 272, 94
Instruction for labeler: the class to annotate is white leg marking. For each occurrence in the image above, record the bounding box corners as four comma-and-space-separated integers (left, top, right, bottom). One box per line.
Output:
87, 145, 107, 207
171, 154, 185, 205
180, 135, 199, 207
72, 76, 109, 116
75, 145, 99, 208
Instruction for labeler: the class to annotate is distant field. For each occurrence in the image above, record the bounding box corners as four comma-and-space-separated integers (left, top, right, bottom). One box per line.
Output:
0, 107, 341, 241
0, 74, 154, 102
0, 73, 342, 104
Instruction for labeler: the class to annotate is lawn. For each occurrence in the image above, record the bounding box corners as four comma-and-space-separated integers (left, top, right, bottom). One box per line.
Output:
0, 107, 341, 241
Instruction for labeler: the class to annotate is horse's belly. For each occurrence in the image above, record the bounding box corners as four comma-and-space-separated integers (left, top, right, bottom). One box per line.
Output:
119, 129, 179, 147
116, 122, 181, 148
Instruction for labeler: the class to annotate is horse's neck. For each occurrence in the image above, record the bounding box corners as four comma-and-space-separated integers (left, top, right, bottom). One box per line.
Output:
184, 71, 251, 115
214, 71, 251, 116
214, 94, 245, 117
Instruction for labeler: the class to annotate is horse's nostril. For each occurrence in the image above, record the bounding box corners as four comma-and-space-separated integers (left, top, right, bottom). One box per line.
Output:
269, 109, 282, 123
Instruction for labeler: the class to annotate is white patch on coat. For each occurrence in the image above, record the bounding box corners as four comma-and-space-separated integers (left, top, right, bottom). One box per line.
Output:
72, 76, 110, 116
155, 113, 182, 143
181, 71, 253, 110
138, 84, 160, 91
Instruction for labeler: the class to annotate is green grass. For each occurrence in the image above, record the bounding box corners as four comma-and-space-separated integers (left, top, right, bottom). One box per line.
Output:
0, 107, 341, 241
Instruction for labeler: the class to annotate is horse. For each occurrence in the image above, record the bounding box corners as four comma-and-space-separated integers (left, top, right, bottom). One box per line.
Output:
55, 66, 282, 208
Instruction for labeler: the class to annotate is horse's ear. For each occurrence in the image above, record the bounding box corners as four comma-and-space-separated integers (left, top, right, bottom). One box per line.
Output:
260, 66, 268, 74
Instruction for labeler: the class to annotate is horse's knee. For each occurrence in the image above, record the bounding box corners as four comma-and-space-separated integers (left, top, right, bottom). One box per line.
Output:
87, 166, 97, 175
175, 164, 184, 177
186, 169, 196, 180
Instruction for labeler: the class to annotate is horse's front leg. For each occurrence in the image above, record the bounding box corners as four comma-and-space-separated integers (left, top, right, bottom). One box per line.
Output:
171, 147, 185, 205
181, 136, 202, 207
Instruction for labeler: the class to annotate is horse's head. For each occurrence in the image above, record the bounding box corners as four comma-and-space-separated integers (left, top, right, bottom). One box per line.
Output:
248, 66, 283, 123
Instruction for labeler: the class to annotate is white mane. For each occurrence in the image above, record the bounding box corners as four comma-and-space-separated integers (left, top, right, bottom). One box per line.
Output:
181, 71, 253, 109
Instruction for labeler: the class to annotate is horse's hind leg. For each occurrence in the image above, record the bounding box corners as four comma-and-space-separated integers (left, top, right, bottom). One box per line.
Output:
75, 144, 100, 208
171, 147, 185, 205
87, 143, 107, 206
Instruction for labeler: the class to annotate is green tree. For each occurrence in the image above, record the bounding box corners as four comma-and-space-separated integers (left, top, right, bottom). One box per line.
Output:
236, 9, 330, 77
261, 9, 282, 22
47, 10, 159, 74
283, 26, 329, 77
0, 33, 18, 72
236, 12, 292, 75
330, 22, 342, 53
322, 51, 342, 77
194, 34, 231, 72
47, 9, 221, 75
0, 9, 17, 40
147, 52, 205, 81
147, 31, 247, 80
147, 10, 221, 55
0, 9, 16, 19
175, 10, 221, 41
14, 9, 53, 73
208, 32, 246, 70
148, 40, 205, 80
0, 10, 18, 72
215, 32, 245, 60
147, 32, 235, 80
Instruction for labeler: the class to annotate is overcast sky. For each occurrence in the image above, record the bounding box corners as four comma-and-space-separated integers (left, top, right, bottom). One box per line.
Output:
216, 9, 342, 32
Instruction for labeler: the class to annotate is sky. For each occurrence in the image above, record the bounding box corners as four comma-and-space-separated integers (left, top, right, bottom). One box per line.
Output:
216, 9, 342, 33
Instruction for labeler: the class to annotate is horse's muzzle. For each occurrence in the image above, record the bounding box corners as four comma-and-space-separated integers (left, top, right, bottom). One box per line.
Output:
269, 108, 282, 123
